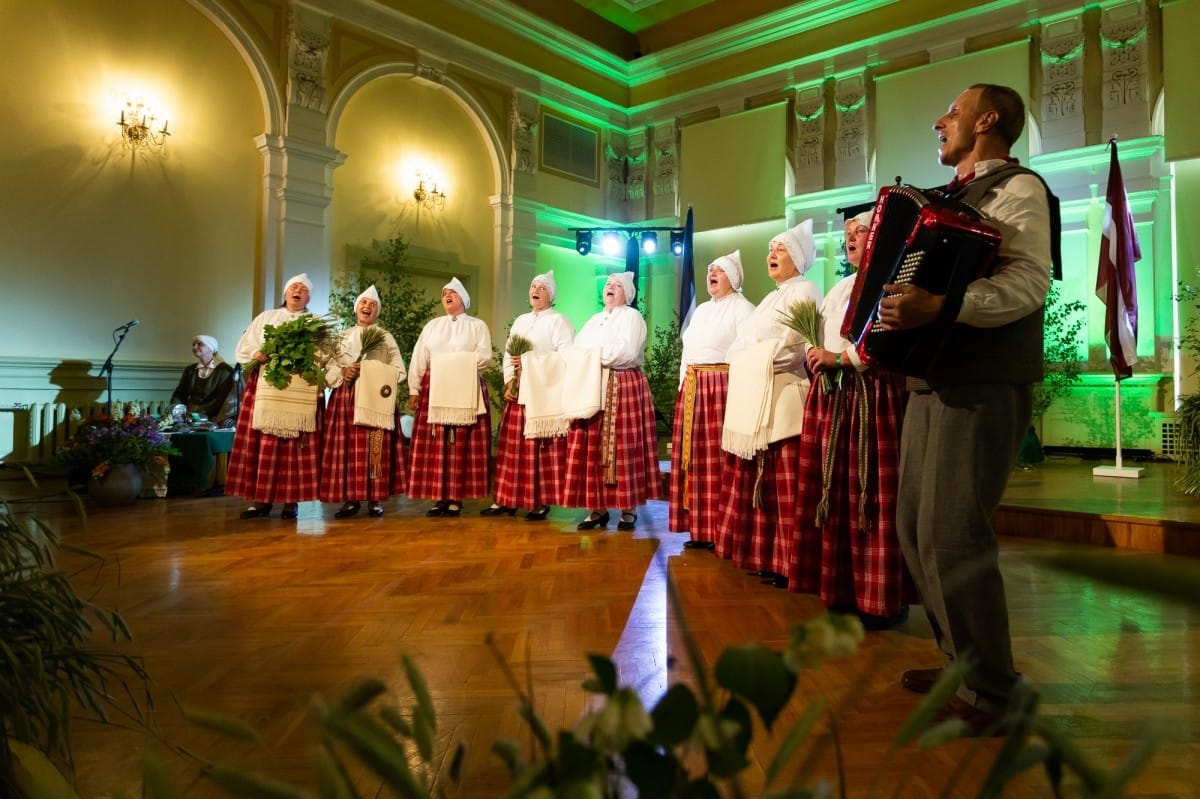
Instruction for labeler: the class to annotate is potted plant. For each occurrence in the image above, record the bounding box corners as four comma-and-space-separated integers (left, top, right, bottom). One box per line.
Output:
56, 412, 179, 506
1020, 281, 1087, 464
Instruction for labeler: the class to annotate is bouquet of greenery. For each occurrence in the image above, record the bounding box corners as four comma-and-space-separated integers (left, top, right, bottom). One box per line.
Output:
57, 413, 180, 480
244, 314, 341, 390
779, 300, 832, 392
356, 325, 387, 363
504, 333, 534, 398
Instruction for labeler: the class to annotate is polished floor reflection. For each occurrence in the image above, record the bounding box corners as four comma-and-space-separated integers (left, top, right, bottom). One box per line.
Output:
4, 468, 1198, 798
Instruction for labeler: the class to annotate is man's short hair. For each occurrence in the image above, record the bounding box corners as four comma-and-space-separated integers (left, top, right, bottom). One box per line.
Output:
970, 84, 1025, 147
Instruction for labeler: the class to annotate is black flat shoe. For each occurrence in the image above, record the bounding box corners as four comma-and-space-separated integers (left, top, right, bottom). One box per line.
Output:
480, 504, 517, 517
240, 503, 272, 519
281, 503, 299, 521
683, 540, 715, 550
577, 511, 610, 530
524, 505, 550, 522
617, 512, 638, 531
367, 502, 384, 518
444, 502, 462, 517
334, 502, 361, 519
426, 501, 450, 517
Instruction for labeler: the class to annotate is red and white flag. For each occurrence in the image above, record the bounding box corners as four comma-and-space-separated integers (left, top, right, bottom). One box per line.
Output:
1095, 138, 1141, 380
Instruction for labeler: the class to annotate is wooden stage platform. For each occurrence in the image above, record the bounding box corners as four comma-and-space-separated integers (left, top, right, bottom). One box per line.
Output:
994, 455, 1200, 558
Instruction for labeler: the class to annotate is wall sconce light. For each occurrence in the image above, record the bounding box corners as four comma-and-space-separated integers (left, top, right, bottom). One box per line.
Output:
118, 97, 170, 151
413, 173, 446, 210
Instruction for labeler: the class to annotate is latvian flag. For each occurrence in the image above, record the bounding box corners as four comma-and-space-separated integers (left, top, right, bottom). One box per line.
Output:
1095, 138, 1141, 380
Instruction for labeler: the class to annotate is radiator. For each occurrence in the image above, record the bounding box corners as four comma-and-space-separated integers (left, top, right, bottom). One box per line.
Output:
6, 400, 173, 464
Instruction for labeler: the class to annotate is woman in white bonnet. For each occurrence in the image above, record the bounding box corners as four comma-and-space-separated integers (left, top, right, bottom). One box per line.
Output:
319, 285, 408, 519
668, 251, 754, 549
789, 209, 912, 628
714, 220, 822, 586
562, 271, 661, 531
407, 277, 493, 517
226, 273, 325, 521
482, 271, 575, 521
169, 334, 238, 428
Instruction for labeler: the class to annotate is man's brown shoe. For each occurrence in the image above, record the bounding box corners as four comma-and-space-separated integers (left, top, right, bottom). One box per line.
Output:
931, 696, 1006, 737
901, 667, 944, 694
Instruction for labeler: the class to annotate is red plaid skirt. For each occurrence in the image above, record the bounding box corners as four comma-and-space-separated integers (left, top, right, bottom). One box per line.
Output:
407, 372, 492, 501
563, 369, 661, 510
788, 368, 913, 615
493, 400, 568, 509
713, 437, 800, 575
318, 382, 407, 502
226, 374, 324, 503
668, 368, 729, 542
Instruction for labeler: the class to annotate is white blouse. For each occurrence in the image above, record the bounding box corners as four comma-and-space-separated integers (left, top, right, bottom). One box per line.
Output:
503, 308, 575, 384
408, 313, 493, 395
727, 275, 823, 375
325, 325, 407, 388
678, 291, 756, 386
573, 305, 647, 369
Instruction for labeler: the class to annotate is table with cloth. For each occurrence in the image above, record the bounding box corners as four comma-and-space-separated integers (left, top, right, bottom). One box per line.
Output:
167, 430, 235, 495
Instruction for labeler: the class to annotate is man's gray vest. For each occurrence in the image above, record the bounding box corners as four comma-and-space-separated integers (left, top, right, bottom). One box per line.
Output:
919, 163, 1056, 389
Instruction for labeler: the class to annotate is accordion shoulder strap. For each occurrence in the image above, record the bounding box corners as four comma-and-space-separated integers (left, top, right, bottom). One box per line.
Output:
944, 163, 1062, 280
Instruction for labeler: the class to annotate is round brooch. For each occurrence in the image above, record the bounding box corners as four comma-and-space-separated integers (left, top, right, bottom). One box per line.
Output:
380, 385, 393, 398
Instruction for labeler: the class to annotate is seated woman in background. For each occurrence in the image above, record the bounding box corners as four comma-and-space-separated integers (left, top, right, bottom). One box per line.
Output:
319, 285, 408, 519
169, 334, 238, 427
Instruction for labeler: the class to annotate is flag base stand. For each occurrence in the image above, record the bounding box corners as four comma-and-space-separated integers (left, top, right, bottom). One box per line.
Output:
1092, 465, 1143, 479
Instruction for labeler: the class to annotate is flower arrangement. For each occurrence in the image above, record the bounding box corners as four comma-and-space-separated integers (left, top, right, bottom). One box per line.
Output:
58, 412, 179, 480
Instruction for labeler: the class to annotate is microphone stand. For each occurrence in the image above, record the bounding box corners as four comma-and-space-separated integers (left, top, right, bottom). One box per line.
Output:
99, 324, 135, 416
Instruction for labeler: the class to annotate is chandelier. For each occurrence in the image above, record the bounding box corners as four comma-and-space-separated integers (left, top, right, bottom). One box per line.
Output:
118, 98, 170, 151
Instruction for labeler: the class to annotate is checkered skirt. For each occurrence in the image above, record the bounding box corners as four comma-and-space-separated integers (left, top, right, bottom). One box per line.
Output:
226, 373, 324, 503
318, 381, 407, 502
668, 369, 729, 542
562, 369, 661, 510
713, 437, 801, 575
788, 368, 913, 615
493, 400, 568, 509
406, 371, 492, 501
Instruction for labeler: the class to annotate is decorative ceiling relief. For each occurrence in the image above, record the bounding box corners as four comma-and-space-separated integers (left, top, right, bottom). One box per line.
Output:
1040, 16, 1085, 151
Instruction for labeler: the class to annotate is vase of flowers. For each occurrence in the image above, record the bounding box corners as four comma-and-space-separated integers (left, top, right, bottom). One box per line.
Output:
57, 413, 179, 506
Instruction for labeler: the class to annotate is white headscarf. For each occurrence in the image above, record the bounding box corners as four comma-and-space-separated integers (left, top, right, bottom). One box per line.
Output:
443, 276, 471, 310
193, 335, 218, 353
850, 210, 873, 229
770, 219, 816, 276
355, 284, 382, 312
710, 250, 743, 292
282, 273, 313, 299
607, 271, 636, 305
531, 271, 557, 301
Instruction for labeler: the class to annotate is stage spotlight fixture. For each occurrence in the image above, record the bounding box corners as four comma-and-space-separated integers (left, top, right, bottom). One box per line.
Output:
641, 231, 657, 255
600, 231, 624, 257
575, 230, 592, 255
670, 229, 685, 256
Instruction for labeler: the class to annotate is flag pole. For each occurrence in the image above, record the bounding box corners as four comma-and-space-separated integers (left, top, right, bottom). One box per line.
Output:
1092, 135, 1142, 479
1093, 378, 1142, 477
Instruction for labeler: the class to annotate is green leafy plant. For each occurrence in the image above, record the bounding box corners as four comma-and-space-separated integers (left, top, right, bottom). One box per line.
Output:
504, 333, 534, 398
330, 237, 440, 368
779, 299, 830, 392
0, 471, 151, 796
1033, 280, 1087, 419
356, 325, 387, 363
644, 315, 683, 435
246, 314, 341, 391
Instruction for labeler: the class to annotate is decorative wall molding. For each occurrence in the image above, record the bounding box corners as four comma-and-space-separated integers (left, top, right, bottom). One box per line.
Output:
1040, 15, 1085, 151
652, 121, 677, 199
287, 6, 330, 112
511, 92, 539, 175
834, 75, 867, 188
1100, 1, 1150, 140
793, 85, 825, 194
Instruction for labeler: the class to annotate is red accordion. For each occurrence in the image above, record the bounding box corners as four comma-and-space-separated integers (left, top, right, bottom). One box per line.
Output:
840, 185, 1002, 376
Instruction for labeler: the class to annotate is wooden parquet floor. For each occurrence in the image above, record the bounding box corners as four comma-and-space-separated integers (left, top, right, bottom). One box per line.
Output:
4, 470, 1200, 798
